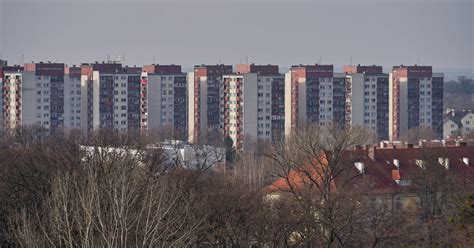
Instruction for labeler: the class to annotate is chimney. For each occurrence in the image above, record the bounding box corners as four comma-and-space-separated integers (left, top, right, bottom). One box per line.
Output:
368, 146, 376, 160
392, 169, 401, 181
354, 162, 365, 174
463, 157, 470, 166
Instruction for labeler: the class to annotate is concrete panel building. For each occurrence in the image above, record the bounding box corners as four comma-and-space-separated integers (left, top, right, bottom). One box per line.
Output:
284, 64, 346, 136
80, 62, 142, 133
221, 64, 285, 149
2, 66, 24, 131
142, 64, 187, 136
389, 65, 444, 141
64, 65, 82, 129
21, 62, 65, 131
188, 64, 232, 143
344, 65, 389, 140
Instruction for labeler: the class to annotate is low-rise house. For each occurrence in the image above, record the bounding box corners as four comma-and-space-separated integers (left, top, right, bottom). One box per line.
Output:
267, 144, 474, 211
444, 110, 474, 138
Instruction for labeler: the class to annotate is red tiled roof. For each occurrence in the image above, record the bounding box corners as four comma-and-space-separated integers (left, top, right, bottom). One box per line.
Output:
267, 146, 474, 194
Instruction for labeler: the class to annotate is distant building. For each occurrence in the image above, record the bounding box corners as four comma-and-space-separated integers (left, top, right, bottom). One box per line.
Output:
0, 59, 7, 67
267, 143, 474, 211
142, 64, 187, 135
221, 64, 285, 149
443, 110, 474, 138
344, 65, 389, 140
24, 62, 66, 132
188, 64, 232, 143
284, 64, 346, 136
64, 65, 82, 129
2, 65, 24, 130
80, 140, 225, 171
81, 62, 142, 133
389, 65, 443, 141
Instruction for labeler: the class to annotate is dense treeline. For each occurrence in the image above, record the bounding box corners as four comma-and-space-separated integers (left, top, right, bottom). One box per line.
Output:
444, 77, 474, 94
0, 126, 473, 247
444, 76, 474, 110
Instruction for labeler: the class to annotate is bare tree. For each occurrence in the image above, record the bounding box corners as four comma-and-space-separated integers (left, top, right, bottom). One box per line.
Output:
9, 139, 204, 248
407, 151, 470, 246
266, 124, 376, 247
400, 126, 437, 144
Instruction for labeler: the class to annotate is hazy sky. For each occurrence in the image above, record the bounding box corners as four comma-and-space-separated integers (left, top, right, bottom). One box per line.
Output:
0, 0, 472, 73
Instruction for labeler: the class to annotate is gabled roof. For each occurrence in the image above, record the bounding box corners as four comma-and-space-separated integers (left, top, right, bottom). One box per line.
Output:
445, 110, 473, 126
267, 146, 474, 195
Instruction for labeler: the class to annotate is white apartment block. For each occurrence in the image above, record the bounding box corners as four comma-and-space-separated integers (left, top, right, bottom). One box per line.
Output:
389, 66, 444, 141
64, 67, 82, 129
344, 65, 389, 140
222, 69, 284, 149
188, 64, 232, 143
142, 72, 187, 135
284, 65, 345, 136
89, 71, 142, 132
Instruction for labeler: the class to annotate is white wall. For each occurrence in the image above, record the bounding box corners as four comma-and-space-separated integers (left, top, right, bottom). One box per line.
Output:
399, 78, 408, 139
348, 73, 365, 126
284, 72, 292, 136
443, 119, 459, 138
64, 75, 82, 129
21, 71, 38, 127
461, 113, 474, 135
92, 71, 100, 130
147, 74, 163, 130
187, 72, 195, 142
80, 75, 89, 133
388, 73, 394, 140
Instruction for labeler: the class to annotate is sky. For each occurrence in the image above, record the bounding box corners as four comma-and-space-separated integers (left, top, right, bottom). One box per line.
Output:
0, 0, 472, 76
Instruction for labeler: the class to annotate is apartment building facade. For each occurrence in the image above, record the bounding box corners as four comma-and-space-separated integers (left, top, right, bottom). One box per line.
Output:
221, 64, 284, 149
80, 63, 142, 133
64, 65, 82, 129
2, 66, 24, 131
142, 64, 187, 136
2, 62, 66, 133
344, 65, 389, 140
389, 65, 443, 141
284, 64, 346, 136
188, 64, 232, 143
